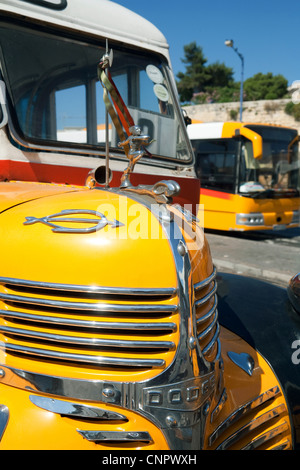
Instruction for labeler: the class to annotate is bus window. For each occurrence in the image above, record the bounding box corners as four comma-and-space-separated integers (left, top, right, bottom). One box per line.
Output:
245, 125, 300, 192
194, 139, 237, 192
0, 20, 192, 164
239, 141, 260, 186
56, 85, 87, 143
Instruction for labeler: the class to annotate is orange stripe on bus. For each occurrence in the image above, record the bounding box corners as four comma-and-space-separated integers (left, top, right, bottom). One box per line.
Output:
201, 188, 232, 200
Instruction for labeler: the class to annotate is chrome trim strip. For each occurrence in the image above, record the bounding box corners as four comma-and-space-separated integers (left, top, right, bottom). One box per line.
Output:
208, 386, 281, 446
211, 388, 228, 423
0, 405, 9, 442
194, 267, 217, 292
77, 430, 152, 443
270, 440, 291, 450
196, 296, 218, 325
241, 421, 289, 450
0, 277, 177, 297
215, 404, 286, 450
197, 310, 218, 342
0, 325, 175, 350
0, 309, 177, 332
4, 343, 165, 368
29, 395, 127, 421
202, 323, 220, 356
194, 282, 217, 307
193, 268, 219, 362
0, 293, 178, 314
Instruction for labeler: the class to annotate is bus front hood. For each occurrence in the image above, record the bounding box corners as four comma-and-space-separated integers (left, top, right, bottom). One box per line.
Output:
0, 181, 82, 214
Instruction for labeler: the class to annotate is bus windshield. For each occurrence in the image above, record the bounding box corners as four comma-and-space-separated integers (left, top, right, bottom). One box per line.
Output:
0, 19, 192, 164
193, 139, 238, 192
239, 125, 300, 196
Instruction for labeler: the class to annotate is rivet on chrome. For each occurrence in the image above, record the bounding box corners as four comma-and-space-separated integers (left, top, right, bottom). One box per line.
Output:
102, 388, 115, 398
189, 336, 197, 350
177, 240, 187, 256
166, 415, 177, 428
203, 402, 210, 416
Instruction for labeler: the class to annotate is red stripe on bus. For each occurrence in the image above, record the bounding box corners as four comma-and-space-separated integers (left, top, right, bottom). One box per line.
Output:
200, 188, 232, 200
0, 159, 201, 214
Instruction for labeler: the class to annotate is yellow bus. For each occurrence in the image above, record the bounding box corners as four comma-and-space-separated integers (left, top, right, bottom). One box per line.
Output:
188, 122, 300, 231
0, 0, 299, 451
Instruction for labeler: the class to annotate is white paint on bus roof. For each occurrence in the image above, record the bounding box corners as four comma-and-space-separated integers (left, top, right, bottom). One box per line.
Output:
187, 122, 224, 140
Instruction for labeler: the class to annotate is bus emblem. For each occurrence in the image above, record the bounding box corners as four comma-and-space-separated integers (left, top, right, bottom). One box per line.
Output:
24, 209, 124, 234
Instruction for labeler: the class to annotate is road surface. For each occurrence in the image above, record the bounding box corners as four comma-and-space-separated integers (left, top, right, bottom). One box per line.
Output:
205, 227, 300, 287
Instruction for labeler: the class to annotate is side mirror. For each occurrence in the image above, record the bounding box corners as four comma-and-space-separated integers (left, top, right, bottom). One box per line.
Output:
182, 109, 192, 127
0, 80, 8, 129
288, 273, 300, 314
235, 127, 263, 160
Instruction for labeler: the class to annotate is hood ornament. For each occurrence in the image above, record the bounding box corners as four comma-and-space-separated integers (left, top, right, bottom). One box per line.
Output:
24, 209, 124, 234
227, 351, 255, 376
119, 125, 150, 189
93, 43, 181, 204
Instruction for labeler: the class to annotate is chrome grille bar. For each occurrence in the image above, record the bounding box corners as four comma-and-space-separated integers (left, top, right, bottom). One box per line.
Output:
196, 296, 218, 326
209, 386, 281, 446
269, 440, 291, 450
202, 324, 220, 356
0, 405, 9, 442
0, 293, 178, 314
29, 395, 128, 420
4, 343, 165, 368
241, 422, 289, 450
194, 267, 217, 293
77, 430, 153, 443
0, 275, 178, 371
0, 276, 176, 297
0, 309, 177, 332
215, 404, 286, 450
0, 325, 175, 350
193, 267, 219, 361
197, 310, 218, 342
194, 282, 217, 307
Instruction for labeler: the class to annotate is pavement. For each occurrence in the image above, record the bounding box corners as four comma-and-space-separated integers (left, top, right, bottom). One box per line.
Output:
205, 227, 300, 287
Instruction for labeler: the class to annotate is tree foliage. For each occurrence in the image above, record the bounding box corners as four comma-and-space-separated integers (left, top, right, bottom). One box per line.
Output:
176, 42, 210, 102
285, 101, 300, 121
243, 73, 288, 100
176, 42, 288, 104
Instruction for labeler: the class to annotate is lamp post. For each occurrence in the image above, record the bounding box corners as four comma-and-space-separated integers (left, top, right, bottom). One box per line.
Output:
225, 39, 244, 122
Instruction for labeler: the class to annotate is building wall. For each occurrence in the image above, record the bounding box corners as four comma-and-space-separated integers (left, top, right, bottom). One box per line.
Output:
184, 99, 300, 134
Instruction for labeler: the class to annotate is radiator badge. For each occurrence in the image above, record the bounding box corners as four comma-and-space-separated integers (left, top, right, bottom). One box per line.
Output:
24, 209, 124, 234
227, 351, 255, 376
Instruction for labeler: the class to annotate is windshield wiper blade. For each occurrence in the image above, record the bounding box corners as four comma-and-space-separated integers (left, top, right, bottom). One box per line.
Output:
243, 188, 299, 199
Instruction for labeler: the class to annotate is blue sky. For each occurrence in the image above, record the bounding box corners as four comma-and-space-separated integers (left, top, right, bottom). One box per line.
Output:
114, 0, 299, 87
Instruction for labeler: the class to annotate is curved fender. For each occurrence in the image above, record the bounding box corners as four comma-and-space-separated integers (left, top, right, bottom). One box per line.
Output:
216, 272, 300, 449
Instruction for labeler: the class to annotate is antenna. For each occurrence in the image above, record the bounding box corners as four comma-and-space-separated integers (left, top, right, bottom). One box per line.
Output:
104, 39, 111, 188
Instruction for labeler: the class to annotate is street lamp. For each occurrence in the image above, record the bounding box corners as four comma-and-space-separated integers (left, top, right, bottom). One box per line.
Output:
225, 39, 244, 121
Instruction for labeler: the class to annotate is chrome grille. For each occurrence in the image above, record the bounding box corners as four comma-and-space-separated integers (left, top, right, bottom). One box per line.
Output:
29, 395, 155, 448
194, 267, 219, 361
0, 277, 179, 371
208, 386, 291, 450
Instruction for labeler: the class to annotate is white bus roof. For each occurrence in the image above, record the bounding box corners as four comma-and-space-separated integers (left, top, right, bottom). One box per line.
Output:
187, 122, 224, 140
0, 0, 170, 58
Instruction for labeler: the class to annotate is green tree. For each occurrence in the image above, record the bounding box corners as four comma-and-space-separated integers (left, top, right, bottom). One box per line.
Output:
285, 101, 300, 121
205, 62, 235, 88
176, 42, 235, 103
177, 43, 289, 104
243, 73, 288, 100
176, 42, 210, 102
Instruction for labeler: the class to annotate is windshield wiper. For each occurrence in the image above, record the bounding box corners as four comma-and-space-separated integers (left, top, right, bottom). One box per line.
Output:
241, 188, 300, 199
